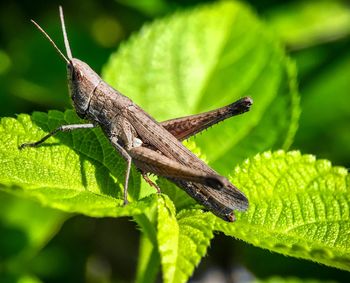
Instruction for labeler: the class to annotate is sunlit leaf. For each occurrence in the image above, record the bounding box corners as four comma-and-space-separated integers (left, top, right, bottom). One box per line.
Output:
103, 0, 299, 174
0, 111, 157, 218
217, 151, 350, 271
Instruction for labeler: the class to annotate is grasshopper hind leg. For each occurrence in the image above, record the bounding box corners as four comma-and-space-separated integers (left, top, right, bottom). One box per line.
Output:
141, 171, 161, 193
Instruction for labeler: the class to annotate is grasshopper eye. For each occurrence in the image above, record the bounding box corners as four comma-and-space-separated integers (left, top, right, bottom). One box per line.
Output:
75, 70, 82, 80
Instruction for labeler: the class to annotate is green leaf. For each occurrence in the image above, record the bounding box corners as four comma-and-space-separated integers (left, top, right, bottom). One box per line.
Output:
266, 0, 350, 49
135, 233, 160, 283
116, 0, 170, 16
216, 151, 350, 271
0, 273, 43, 283
157, 195, 215, 283
294, 52, 350, 167
0, 192, 66, 282
253, 276, 337, 283
17, 275, 43, 283
102, 0, 299, 174
0, 110, 157, 218
0, 192, 66, 260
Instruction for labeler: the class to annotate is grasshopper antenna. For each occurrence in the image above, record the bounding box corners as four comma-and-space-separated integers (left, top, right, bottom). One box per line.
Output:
59, 6, 73, 60
31, 19, 69, 64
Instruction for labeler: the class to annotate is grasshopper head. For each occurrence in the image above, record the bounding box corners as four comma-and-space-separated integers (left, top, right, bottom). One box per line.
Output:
67, 58, 101, 117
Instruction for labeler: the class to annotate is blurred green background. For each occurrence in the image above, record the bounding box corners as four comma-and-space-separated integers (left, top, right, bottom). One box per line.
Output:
0, 0, 349, 282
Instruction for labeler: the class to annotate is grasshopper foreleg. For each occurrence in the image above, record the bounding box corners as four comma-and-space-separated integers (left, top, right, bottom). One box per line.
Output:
19, 123, 95, 149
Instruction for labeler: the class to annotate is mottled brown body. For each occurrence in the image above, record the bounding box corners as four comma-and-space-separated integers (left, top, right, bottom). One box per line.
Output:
20, 8, 253, 222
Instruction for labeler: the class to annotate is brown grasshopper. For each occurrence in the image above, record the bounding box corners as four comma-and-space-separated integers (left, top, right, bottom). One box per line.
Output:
20, 7, 253, 222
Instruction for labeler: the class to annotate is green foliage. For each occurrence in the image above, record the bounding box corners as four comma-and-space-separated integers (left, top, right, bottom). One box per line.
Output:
2, 106, 349, 278
266, 0, 350, 49
0, 0, 349, 282
102, 0, 299, 174
266, 0, 350, 169
0, 110, 159, 218
253, 277, 337, 283
0, 193, 65, 257
217, 151, 350, 271
157, 196, 215, 283
0, 192, 66, 282
293, 51, 350, 167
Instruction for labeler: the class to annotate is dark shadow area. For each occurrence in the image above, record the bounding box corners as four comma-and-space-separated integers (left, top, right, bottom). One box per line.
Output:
193, 233, 350, 283
30, 214, 140, 283
0, 224, 29, 261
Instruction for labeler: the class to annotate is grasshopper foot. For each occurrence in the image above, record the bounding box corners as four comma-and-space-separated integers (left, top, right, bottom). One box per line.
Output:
19, 142, 36, 150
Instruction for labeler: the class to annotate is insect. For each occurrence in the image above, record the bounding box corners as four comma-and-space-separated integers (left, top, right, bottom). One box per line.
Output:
20, 7, 253, 222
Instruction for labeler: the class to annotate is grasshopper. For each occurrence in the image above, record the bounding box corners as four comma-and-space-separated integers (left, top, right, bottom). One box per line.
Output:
20, 7, 253, 222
